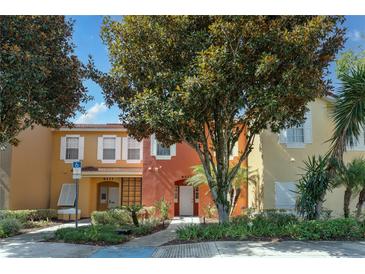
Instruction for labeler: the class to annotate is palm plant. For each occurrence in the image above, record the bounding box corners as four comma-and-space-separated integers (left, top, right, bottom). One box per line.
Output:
328, 64, 365, 162
328, 63, 365, 219
296, 155, 334, 220
334, 158, 365, 218
186, 164, 257, 216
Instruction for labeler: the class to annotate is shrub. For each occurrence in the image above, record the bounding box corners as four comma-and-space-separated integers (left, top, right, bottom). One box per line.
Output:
296, 156, 334, 220
0, 209, 57, 223
0, 218, 21, 237
122, 205, 143, 227
288, 218, 364, 240
91, 209, 131, 226
54, 225, 126, 245
177, 216, 365, 241
154, 197, 170, 220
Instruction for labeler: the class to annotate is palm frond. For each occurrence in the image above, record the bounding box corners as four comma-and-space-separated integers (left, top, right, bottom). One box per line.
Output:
329, 64, 365, 158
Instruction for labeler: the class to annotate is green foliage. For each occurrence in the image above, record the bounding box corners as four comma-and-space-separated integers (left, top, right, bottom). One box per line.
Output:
336, 50, 365, 77
0, 16, 91, 148
154, 197, 170, 220
334, 158, 365, 218
0, 218, 21, 238
0, 209, 58, 223
91, 209, 131, 226
177, 215, 365, 241
130, 223, 156, 236
296, 156, 334, 220
54, 225, 126, 245
203, 203, 217, 219
329, 64, 365, 159
91, 16, 345, 223
121, 204, 143, 227
288, 218, 364, 240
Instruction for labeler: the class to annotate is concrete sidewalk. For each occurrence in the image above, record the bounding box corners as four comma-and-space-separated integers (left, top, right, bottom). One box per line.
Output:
153, 240, 365, 258
0, 219, 99, 258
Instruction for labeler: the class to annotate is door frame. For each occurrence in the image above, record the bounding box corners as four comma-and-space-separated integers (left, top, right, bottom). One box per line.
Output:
97, 181, 120, 211
174, 179, 199, 216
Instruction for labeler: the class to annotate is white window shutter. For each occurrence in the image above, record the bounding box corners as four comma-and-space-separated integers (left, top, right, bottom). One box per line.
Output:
304, 109, 312, 144
275, 182, 297, 209
79, 137, 84, 160
279, 130, 287, 144
170, 144, 176, 156
115, 137, 121, 160
57, 184, 76, 206
151, 135, 157, 156
122, 137, 128, 160
97, 137, 103, 160
60, 137, 66, 160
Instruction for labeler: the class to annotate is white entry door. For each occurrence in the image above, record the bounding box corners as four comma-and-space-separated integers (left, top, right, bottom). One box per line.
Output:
179, 186, 194, 216
108, 187, 119, 208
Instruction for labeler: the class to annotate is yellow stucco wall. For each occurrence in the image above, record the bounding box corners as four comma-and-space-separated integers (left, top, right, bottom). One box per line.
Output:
50, 130, 143, 217
10, 126, 53, 209
250, 98, 365, 216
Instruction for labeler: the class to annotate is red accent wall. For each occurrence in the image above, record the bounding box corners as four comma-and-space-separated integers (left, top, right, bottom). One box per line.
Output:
142, 137, 248, 218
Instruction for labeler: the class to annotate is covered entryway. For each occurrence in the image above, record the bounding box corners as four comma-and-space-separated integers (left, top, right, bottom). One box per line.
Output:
97, 181, 120, 210
174, 179, 199, 216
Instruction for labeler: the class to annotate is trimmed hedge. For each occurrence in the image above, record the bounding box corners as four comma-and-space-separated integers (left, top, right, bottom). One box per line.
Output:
0, 209, 57, 223
177, 212, 365, 241
91, 209, 131, 226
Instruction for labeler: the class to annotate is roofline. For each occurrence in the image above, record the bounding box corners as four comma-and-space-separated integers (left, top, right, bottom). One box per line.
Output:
54, 127, 128, 132
81, 171, 142, 177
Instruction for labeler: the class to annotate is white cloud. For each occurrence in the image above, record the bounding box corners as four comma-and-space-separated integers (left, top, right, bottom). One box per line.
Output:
351, 30, 364, 41
76, 102, 107, 124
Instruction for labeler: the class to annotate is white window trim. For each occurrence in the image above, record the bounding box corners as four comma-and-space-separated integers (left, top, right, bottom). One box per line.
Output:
279, 108, 312, 149
150, 134, 176, 160
126, 137, 143, 164
61, 134, 83, 163
99, 135, 119, 164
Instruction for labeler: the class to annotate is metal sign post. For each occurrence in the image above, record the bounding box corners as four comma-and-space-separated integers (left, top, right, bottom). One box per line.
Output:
72, 161, 82, 229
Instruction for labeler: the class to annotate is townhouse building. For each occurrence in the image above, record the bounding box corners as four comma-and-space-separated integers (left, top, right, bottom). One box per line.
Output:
1, 96, 364, 217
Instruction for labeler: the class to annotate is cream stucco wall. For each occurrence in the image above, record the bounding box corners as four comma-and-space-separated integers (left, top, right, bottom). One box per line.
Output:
10, 126, 53, 209
250, 98, 365, 217
247, 134, 264, 210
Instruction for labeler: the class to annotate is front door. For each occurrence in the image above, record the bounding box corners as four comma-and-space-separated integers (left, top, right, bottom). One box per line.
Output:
179, 186, 194, 216
108, 187, 119, 209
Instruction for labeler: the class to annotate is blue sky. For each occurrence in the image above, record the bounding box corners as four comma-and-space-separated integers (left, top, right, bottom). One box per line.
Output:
70, 15, 365, 124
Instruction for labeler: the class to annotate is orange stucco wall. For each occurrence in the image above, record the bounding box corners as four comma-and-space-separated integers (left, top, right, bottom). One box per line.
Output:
142, 136, 248, 217
10, 126, 53, 209
50, 130, 143, 217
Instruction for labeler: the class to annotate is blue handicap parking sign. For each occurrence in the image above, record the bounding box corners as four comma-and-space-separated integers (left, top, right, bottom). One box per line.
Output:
73, 161, 81, 168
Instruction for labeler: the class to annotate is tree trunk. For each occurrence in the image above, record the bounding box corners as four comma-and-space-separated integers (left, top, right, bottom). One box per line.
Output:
343, 187, 353, 218
356, 187, 365, 219
314, 191, 326, 220
217, 202, 230, 223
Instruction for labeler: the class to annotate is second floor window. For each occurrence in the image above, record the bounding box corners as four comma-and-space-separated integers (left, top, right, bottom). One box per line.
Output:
103, 137, 116, 160
66, 137, 79, 160
157, 142, 171, 156
128, 138, 141, 160
286, 125, 304, 144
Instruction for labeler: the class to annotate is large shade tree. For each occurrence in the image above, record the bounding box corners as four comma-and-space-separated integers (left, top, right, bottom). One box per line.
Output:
0, 16, 90, 148
91, 16, 345, 222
